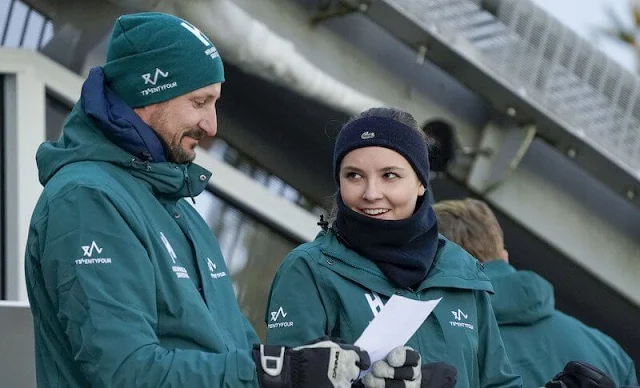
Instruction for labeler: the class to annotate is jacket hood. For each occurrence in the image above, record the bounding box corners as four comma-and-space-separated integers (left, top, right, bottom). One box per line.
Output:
36, 67, 211, 199
317, 229, 493, 294
483, 260, 555, 325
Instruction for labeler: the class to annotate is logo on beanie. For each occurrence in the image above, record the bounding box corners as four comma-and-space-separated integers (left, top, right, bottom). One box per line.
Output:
361, 131, 375, 140
181, 21, 211, 46
204, 46, 220, 59
142, 68, 169, 85
140, 67, 177, 96
180, 21, 220, 60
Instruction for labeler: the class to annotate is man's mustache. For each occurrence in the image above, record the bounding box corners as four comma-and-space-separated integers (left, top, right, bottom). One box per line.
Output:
183, 129, 206, 140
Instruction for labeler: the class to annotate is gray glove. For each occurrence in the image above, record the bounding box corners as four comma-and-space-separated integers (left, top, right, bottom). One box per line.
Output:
361, 346, 421, 388
253, 337, 370, 388
359, 347, 458, 388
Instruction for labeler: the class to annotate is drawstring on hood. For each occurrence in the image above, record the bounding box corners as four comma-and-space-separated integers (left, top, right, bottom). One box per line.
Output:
317, 215, 329, 231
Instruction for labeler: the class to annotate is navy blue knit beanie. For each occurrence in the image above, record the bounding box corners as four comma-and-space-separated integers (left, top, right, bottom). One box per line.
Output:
333, 115, 430, 185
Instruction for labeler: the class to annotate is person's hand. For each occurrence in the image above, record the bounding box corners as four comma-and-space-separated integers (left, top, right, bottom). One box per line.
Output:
544, 361, 615, 388
420, 362, 457, 388
361, 346, 421, 387
252, 337, 370, 388
358, 346, 457, 388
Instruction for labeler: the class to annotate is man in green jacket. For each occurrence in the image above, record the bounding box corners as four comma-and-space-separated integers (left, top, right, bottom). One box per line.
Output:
24, 12, 370, 388
433, 198, 638, 387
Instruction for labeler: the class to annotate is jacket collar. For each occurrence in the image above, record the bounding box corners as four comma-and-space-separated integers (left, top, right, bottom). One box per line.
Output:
482, 260, 516, 276
318, 230, 493, 296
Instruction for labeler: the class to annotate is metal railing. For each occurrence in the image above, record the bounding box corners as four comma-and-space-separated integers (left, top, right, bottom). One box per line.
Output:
0, 0, 52, 50
349, 0, 640, 206
391, 0, 640, 171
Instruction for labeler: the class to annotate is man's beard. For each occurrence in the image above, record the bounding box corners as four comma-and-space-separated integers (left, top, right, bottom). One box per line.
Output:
166, 128, 206, 164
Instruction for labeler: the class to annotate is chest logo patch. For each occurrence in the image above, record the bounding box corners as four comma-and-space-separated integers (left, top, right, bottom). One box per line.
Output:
268, 306, 294, 329
365, 292, 384, 318
160, 232, 189, 279
76, 241, 111, 265
450, 308, 474, 330
207, 257, 227, 279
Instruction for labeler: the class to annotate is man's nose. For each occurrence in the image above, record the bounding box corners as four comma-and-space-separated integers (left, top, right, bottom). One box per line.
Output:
199, 107, 218, 137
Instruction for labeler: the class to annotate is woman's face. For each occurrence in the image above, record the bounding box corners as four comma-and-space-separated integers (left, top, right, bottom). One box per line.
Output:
339, 146, 426, 221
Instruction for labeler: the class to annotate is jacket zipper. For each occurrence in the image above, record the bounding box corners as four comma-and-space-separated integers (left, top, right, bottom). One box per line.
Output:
183, 167, 196, 204
323, 251, 383, 276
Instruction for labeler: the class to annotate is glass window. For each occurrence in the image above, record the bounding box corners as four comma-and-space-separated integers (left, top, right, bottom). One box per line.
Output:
0, 0, 53, 50
207, 138, 324, 213
45, 91, 72, 141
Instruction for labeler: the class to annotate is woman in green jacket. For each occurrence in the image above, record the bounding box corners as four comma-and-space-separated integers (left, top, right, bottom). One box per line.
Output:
265, 107, 522, 388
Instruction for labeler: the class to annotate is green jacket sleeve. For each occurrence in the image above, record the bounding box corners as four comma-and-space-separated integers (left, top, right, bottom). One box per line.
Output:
41, 186, 259, 388
264, 250, 333, 347
244, 315, 261, 345
476, 291, 523, 388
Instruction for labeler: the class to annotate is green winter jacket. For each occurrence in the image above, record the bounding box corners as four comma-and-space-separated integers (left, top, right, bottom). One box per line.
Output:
485, 260, 638, 387
265, 230, 522, 388
25, 91, 261, 386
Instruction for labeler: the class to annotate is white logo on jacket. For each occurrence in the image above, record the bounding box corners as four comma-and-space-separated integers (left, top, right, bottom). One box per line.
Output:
270, 307, 288, 322
82, 241, 102, 257
268, 306, 294, 329
450, 309, 474, 330
160, 232, 189, 279
365, 292, 384, 317
207, 257, 227, 279
76, 241, 111, 265
451, 309, 468, 321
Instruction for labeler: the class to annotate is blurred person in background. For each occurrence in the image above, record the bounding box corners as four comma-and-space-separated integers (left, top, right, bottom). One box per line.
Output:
433, 198, 638, 388
24, 11, 369, 388
265, 107, 522, 388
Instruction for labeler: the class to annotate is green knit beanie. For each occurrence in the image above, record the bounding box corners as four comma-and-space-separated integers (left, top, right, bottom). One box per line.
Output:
102, 12, 224, 108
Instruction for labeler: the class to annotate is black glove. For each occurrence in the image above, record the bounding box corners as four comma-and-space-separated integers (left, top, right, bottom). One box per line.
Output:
544, 361, 615, 388
357, 347, 457, 388
420, 362, 457, 388
252, 337, 370, 388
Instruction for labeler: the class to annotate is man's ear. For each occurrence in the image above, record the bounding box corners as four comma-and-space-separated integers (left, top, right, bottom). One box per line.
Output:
501, 249, 509, 263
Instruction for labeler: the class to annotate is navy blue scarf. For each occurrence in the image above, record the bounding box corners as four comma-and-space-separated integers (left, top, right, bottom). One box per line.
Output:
333, 195, 439, 289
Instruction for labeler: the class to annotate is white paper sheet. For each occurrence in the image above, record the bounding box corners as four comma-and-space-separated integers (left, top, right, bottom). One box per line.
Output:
354, 295, 442, 371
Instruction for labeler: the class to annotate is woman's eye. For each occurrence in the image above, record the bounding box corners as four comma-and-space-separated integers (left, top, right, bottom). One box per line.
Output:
384, 172, 398, 179
345, 172, 361, 179
194, 101, 205, 108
